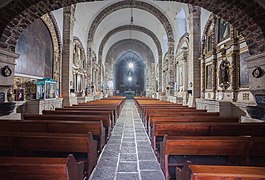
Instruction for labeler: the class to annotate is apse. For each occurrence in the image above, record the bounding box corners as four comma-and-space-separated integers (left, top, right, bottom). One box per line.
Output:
114, 51, 145, 96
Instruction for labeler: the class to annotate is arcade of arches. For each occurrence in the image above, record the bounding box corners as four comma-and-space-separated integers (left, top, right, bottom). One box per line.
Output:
0, 0, 265, 178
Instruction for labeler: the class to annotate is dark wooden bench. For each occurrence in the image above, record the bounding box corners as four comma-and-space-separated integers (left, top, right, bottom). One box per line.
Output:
43, 110, 115, 127
146, 114, 239, 135
0, 131, 97, 177
176, 162, 265, 180
0, 119, 105, 152
73, 104, 121, 116
24, 114, 112, 138
148, 116, 239, 134
145, 111, 220, 128
151, 122, 265, 153
160, 135, 265, 180
0, 154, 84, 180
57, 107, 118, 120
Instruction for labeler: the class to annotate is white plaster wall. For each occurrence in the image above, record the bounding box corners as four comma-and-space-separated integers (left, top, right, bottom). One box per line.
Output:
52, 8, 64, 42
200, 8, 211, 38
152, 1, 189, 50
74, 2, 111, 54
103, 31, 157, 64
50, 1, 211, 62
93, 8, 166, 57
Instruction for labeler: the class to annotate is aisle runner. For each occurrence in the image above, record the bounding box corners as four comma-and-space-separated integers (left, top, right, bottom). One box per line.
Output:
90, 100, 164, 180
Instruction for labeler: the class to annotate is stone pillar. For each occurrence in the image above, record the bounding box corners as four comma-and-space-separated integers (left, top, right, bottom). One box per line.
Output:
231, 27, 240, 101
0, 48, 19, 102
212, 49, 217, 99
167, 41, 175, 95
61, 5, 76, 106
158, 56, 162, 92
188, 5, 201, 107
200, 55, 206, 99
182, 55, 188, 105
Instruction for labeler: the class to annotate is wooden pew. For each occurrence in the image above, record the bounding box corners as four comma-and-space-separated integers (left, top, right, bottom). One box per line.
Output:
57, 107, 118, 120
145, 111, 220, 128
42, 110, 115, 127
24, 114, 112, 138
151, 122, 265, 152
148, 116, 239, 134
0, 132, 97, 177
73, 104, 121, 116
160, 135, 265, 180
0, 154, 84, 180
176, 162, 265, 180
0, 119, 105, 152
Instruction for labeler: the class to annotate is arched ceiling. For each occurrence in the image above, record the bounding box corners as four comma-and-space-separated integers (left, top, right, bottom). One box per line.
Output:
94, 8, 166, 56
98, 25, 162, 66
106, 39, 155, 67
1, 0, 265, 54
72, 1, 184, 58
103, 31, 157, 65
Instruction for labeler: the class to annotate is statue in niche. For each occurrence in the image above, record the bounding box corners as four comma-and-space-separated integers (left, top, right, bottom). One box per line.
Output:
73, 45, 81, 66
219, 49, 230, 89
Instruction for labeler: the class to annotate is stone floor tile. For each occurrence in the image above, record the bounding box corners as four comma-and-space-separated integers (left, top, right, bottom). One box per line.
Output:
116, 173, 140, 180
138, 153, 156, 161
118, 162, 138, 172
90, 168, 116, 180
140, 171, 165, 180
89, 100, 164, 180
139, 161, 161, 171
120, 153, 137, 161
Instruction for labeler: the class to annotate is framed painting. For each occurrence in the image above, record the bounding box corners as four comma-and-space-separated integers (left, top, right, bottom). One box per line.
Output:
240, 52, 250, 87
206, 65, 213, 89
218, 18, 230, 43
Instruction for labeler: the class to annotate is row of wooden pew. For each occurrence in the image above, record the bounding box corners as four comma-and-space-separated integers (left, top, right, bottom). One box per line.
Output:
134, 96, 265, 180
0, 96, 126, 180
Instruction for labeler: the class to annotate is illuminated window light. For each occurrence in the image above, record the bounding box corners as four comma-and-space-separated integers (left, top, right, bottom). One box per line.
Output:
128, 63, 134, 69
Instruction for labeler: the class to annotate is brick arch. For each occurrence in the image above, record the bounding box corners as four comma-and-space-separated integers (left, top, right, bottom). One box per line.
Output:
0, 0, 265, 55
105, 38, 156, 93
98, 25, 162, 65
41, 12, 62, 87
87, 1, 174, 44
106, 39, 155, 66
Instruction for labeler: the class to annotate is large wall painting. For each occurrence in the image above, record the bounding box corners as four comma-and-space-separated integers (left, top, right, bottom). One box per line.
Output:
240, 52, 250, 87
15, 18, 53, 78
218, 18, 230, 43
206, 64, 213, 89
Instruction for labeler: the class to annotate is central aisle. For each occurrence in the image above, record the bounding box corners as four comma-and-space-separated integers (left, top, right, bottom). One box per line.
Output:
90, 100, 165, 180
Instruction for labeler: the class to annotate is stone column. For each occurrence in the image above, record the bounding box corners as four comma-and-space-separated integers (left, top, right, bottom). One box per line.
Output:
212, 49, 217, 99
61, 5, 76, 106
200, 55, 206, 99
158, 56, 162, 92
0, 48, 19, 102
188, 5, 201, 107
231, 27, 240, 101
182, 54, 188, 105
167, 41, 175, 95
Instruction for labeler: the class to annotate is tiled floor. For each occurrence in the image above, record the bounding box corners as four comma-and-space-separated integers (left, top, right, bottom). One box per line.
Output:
89, 100, 165, 180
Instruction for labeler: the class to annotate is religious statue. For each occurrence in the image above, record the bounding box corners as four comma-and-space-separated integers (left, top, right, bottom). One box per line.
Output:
219, 49, 230, 89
